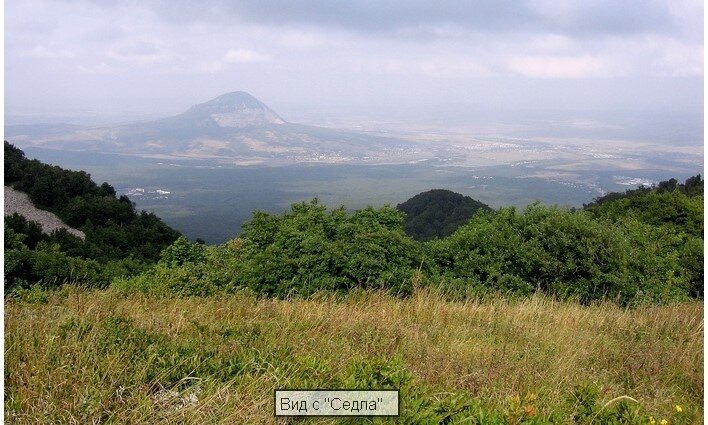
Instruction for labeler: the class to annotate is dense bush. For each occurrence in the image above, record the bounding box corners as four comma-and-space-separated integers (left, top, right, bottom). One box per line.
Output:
9, 140, 699, 305
113, 243, 239, 297
115, 184, 702, 304
4, 241, 146, 291
429, 205, 627, 302
428, 204, 697, 304
159, 236, 207, 266
583, 176, 704, 298
4, 213, 47, 249
235, 200, 422, 297
585, 188, 703, 238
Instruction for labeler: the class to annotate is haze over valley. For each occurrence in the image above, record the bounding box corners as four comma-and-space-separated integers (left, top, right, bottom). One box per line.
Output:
8, 91, 702, 243
5, 0, 703, 243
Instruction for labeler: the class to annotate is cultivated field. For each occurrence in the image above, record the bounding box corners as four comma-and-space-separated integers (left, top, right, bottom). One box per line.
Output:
5, 288, 703, 423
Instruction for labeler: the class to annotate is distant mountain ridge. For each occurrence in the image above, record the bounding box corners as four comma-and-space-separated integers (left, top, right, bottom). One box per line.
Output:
5, 92, 429, 165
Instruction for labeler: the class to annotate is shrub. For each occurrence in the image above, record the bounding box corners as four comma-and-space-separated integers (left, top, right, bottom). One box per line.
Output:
4, 243, 105, 290
112, 243, 239, 297
429, 204, 695, 304
159, 236, 206, 266
236, 200, 422, 297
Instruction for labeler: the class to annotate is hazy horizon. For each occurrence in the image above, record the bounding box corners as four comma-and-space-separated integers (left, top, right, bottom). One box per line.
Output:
5, 0, 704, 131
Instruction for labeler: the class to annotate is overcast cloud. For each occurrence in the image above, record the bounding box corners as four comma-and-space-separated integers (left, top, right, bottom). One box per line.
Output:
5, 0, 704, 122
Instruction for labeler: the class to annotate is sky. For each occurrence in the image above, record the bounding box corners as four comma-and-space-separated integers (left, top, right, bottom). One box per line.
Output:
4, 0, 704, 124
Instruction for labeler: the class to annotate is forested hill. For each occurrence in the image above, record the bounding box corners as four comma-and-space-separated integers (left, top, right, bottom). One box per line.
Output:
397, 189, 492, 240
5, 141, 180, 289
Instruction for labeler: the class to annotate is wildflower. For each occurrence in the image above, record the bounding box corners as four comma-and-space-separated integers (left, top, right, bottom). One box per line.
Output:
649, 416, 655, 425
508, 395, 521, 408
675, 405, 683, 413
660, 419, 668, 425
523, 404, 537, 417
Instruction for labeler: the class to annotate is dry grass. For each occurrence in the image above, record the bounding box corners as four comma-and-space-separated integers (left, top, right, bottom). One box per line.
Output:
5, 288, 703, 423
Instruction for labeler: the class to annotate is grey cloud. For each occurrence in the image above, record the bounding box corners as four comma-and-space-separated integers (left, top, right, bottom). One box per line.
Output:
119, 42, 159, 56
141, 0, 675, 38
82, 26, 126, 44
4, 0, 701, 120
562, 0, 674, 36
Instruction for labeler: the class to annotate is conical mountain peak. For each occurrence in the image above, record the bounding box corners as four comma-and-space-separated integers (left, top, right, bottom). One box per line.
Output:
182, 91, 285, 128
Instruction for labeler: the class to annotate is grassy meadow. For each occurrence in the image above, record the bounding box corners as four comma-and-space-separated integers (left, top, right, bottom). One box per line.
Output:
5, 287, 703, 424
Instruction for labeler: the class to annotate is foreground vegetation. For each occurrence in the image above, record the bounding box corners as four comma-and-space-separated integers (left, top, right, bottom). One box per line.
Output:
112, 175, 703, 305
4, 144, 703, 422
5, 288, 702, 423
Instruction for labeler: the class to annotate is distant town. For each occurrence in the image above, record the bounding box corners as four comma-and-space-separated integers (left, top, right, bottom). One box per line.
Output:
122, 187, 171, 200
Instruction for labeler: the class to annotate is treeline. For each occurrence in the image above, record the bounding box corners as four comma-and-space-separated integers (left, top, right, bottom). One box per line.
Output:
4, 142, 180, 290
115, 175, 703, 305
5, 140, 701, 304
584, 175, 703, 208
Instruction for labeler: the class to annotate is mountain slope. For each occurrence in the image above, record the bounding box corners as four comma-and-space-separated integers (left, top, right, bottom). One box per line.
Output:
4, 141, 180, 262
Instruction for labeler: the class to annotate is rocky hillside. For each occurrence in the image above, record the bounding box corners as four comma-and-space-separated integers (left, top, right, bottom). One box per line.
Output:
4, 186, 85, 239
